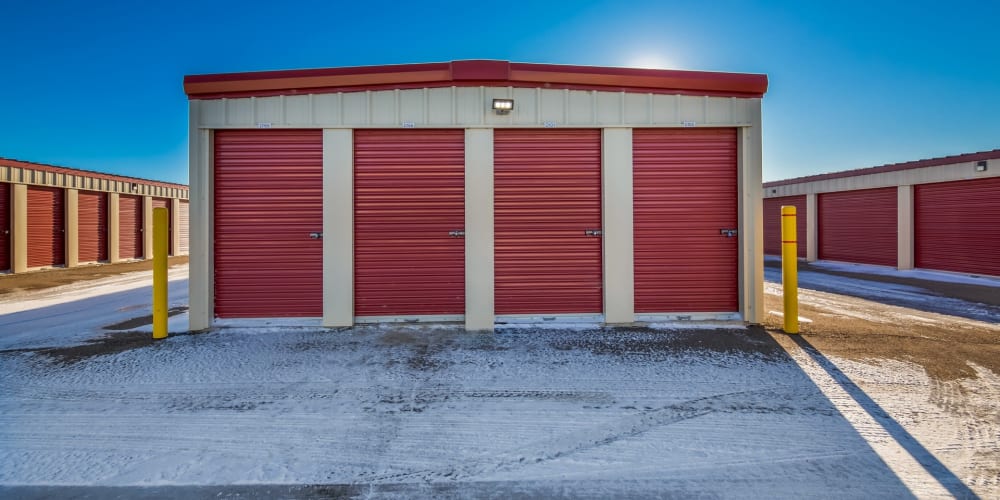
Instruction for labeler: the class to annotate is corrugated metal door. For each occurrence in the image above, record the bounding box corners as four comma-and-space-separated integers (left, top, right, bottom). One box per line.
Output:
78, 191, 108, 263
0, 183, 10, 271
354, 130, 465, 317
118, 194, 143, 260
915, 177, 1000, 276
764, 195, 807, 257
152, 198, 172, 256
494, 129, 602, 315
27, 186, 65, 268
633, 128, 739, 313
214, 129, 323, 317
178, 200, 189, 254
818, 187, 897, 267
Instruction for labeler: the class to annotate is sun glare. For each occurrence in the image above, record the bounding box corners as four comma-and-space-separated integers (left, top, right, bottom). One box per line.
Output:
625, 53, 676, 70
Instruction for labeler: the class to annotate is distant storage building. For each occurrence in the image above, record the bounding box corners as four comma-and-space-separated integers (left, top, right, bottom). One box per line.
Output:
764, 150, 1000, 277
0, 158, 189, 274
183, 60, 768, 332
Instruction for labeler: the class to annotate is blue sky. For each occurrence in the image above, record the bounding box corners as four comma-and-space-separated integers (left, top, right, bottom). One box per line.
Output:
2, 0, 998, 185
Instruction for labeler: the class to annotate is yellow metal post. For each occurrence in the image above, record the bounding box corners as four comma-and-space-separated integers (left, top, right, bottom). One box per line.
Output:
152, 207, 168, 339
781, 206, 799, 334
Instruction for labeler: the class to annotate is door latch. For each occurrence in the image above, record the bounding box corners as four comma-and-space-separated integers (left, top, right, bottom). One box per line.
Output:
585, 229, 603, 236
309, 232, 323, 240
720, 229, 738, 238
449, 230, 465, 238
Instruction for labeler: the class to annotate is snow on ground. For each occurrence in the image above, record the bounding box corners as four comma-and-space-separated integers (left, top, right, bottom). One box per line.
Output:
764, 255, 1000, 287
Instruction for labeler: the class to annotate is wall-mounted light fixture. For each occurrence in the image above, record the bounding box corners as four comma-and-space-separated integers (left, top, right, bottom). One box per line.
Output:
131, 183, 139, 192
492, 98, 514, 115
976, 160, 988, 172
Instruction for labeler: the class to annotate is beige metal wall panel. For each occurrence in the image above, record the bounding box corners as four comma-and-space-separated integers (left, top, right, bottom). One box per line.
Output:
195, 87, 757, 130
897, 185, 914, 270
464, 128, 495, 331
108, 192, 120, 263
12, 183, 27, 273
602, 128, 635, 324
766, 159, 999, 197
66, 189, 79, 267
428, 88, 456, 125
189, 100, 212, 330
738, 100, 764, 324
143, 196, 153, 259
370, 90, 397, 125
322, 129, 354, 328
597, 92, 622, 125
254, 96, 282, 125
283, 94, 310, 125
625, 94, 651, 124
806, 194, 818, 261
313, 93, 340, 124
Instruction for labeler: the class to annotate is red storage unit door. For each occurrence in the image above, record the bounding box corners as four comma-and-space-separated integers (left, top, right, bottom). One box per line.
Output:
494, 129, 603, 315
178, 200, 190, 255
0, 183, 9, 271
27, 186, 65, 268
818, 187, 897, 267
118, 194, 143, 260
152, 198, 172, 256
915, 177, 1000, 276
763, 195, 806, 257
633, 128, 739, 313
214, 129, 323, 318
78, 191, 108, 263
354, 130, 465, 317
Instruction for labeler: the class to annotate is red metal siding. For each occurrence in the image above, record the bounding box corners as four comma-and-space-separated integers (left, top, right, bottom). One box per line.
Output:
915, 177, 1000, 277
118, 195, 143, 260
178, 200, 189, 255
0, 184, 10, 271
764, 195, 807, 257
633, 128, 739, 313
354, 130, 465, 316
27, 186, 65, 268
78, 191, 108, 263
494, 129, 603, 315
818, 187, 897, 267
214, 129, 323, 318
152, 198, 172, 256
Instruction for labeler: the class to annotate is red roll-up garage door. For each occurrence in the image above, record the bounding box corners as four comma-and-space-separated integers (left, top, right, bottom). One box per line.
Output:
354, 130, 465, 317
0, 184, 11, 271
27, 186, 65, 268
78, 191, 108, 263
818, 187, 897, 267
214, 129, 323, 318
915, 177, 1000, 276
118, 194, 143, 260
494, 129, 602, 315
152, 198, 172, 256
633, 128, 739, 313
763, 195, 806, 257
178, 200, 189, 255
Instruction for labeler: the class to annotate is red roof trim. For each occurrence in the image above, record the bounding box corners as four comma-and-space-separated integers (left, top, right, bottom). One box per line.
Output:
0, 157, 189, 191
184, 60, 768, 99
764, 149, 1000, 188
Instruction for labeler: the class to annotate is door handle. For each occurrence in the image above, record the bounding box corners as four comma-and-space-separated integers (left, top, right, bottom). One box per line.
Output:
448, 230, 465, 238
309, 232, 323, 240
584, 229, 603, 236
720, 229, 738, 238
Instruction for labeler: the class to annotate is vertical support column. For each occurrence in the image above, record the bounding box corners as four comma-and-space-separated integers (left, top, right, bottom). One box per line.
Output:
806, 193, 818, 262
322, 129, 354, 328
66, 188, 79, 267
189, 101, 213, 330
12, 183, 27, 273
109, 192, 120, 263
738, 99, 764, 324
170, 198, 181, 256
464, 128, 495, 331
897, 185, 914, 270
601, 128, 634, 325
142, 195, 153, 259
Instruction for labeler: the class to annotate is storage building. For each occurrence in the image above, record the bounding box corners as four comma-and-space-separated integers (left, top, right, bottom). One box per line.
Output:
0, 158, 189, 274
183, 60, 768, 332
764, 149, 1000, 276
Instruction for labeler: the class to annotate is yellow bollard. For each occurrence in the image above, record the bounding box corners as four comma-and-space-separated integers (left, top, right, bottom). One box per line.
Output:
152, 207, 168, 339
781, 206, 799, 334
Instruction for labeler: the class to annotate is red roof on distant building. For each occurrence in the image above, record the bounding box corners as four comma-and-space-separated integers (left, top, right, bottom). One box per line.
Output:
184, 60, 768, 100
764, 149, 1000, 188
